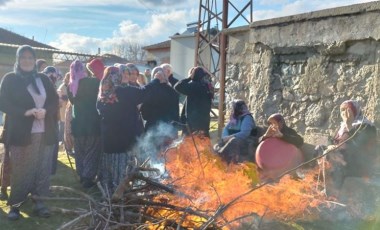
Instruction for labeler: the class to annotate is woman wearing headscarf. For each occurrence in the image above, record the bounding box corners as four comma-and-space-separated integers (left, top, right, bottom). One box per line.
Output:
67, 60, 101, 189
42, 66, 60, 175
36, 59, 48, 73
259, 113, 304, 148
42, 66, 58, 87
86, 58, 105, 81
174, 66, 214, 136
140, 66, 179, 132
97, 67, 157, 195
317, 100, 377, 194
125, 63, 140, 87
214, 99, 257, 163
118, 64, 132, 87
0, 45, 59, 220
57, 72, 70, 144
119, 64, 145, 135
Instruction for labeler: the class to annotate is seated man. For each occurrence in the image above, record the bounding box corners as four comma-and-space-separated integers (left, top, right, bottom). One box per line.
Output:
214, 99, 257, 163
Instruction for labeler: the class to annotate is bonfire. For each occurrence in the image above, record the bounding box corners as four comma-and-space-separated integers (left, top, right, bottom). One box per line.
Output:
47, 134, 344, 230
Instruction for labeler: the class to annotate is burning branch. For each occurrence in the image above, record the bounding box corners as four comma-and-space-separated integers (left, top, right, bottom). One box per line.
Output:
48, 124, 368, 229
198, 127, 365, 229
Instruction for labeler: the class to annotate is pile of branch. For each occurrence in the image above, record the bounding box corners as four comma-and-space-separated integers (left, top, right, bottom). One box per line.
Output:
37, 132, 357, 229
44, 162, 219, 230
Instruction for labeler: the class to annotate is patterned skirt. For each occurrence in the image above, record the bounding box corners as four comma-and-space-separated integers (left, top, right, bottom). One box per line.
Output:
8, 133, 54, 207
73, 136, 101, 182
99, 152, 134, 196
0, 144, 10, 189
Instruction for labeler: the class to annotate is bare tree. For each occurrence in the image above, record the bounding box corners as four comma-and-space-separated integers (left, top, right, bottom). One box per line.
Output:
112, 41, 146, 63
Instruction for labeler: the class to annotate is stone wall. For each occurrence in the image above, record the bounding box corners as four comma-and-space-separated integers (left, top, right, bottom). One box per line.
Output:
224, 2, 380, 138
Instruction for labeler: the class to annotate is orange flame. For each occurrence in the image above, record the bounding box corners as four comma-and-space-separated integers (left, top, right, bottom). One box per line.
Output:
148, 136, 328, 228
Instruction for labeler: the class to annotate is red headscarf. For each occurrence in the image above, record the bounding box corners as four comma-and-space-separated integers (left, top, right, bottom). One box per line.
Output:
86, 58, 105, 80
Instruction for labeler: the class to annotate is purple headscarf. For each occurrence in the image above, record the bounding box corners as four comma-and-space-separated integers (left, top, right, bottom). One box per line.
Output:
69, 60, 87, 97
229, 99, 250, 126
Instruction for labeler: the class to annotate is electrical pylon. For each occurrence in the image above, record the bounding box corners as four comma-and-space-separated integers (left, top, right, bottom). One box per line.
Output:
195, 0, 253, 135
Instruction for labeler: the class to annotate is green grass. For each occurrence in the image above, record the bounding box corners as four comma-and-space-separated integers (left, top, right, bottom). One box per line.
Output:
0, 150, 98, 229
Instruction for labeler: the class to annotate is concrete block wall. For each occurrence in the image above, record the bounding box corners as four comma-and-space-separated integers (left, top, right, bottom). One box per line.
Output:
224, 1, 380, 138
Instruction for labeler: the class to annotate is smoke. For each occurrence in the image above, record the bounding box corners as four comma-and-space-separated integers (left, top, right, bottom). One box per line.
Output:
131, 122, 180, 175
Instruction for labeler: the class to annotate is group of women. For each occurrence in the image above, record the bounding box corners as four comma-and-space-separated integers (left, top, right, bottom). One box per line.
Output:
0, 45, 214, 220
0, 45, 377, 221
215, 98, 377, 196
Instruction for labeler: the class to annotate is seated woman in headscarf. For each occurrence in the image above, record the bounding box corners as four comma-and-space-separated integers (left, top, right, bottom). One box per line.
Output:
255, 113, 304, 180
213, 99, 257, 163
259, 113, 304, 148
316, 100, 377, 194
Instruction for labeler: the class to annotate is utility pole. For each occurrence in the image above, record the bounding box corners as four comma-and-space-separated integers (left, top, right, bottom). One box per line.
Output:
195, 0, 253, 136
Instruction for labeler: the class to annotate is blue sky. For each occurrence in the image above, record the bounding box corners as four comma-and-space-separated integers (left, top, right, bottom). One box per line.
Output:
0, 0, 375, 54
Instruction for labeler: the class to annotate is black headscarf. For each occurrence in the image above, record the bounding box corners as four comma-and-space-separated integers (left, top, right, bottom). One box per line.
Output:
192, 67, 214, 99
14, 45, 40, 94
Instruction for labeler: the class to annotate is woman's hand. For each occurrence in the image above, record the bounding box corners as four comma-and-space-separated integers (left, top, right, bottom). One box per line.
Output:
25, 108, 37, 117
273, 129, 283, 138
263, 126, 274, 138
264, 124, 281, 138
222, 135, 232, 143
35, 108, 46, 120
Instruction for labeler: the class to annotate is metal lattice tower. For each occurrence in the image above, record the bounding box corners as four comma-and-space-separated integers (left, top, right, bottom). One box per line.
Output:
195, 0, 253, 135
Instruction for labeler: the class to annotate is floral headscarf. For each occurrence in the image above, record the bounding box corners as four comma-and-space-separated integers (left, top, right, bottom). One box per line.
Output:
69, 60, 87, 97
98, 66, 121, 104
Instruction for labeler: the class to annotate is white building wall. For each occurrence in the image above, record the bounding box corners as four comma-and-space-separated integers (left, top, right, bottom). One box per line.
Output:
170, 35, 196, 80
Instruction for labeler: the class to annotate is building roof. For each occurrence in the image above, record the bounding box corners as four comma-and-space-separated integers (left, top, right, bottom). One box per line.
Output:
101, 53, 128, 65
143, 40, 171, 50
0, 28, 57, 49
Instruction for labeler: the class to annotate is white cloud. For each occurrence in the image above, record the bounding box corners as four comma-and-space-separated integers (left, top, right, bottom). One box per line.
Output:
258, 0, 290, 5
253, 0, 376, 21
49, 9, 197, 54
49, 33, 103, 53
139, 0, 188, 5
5, 0, 376, 54
1, 0, 196, 10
